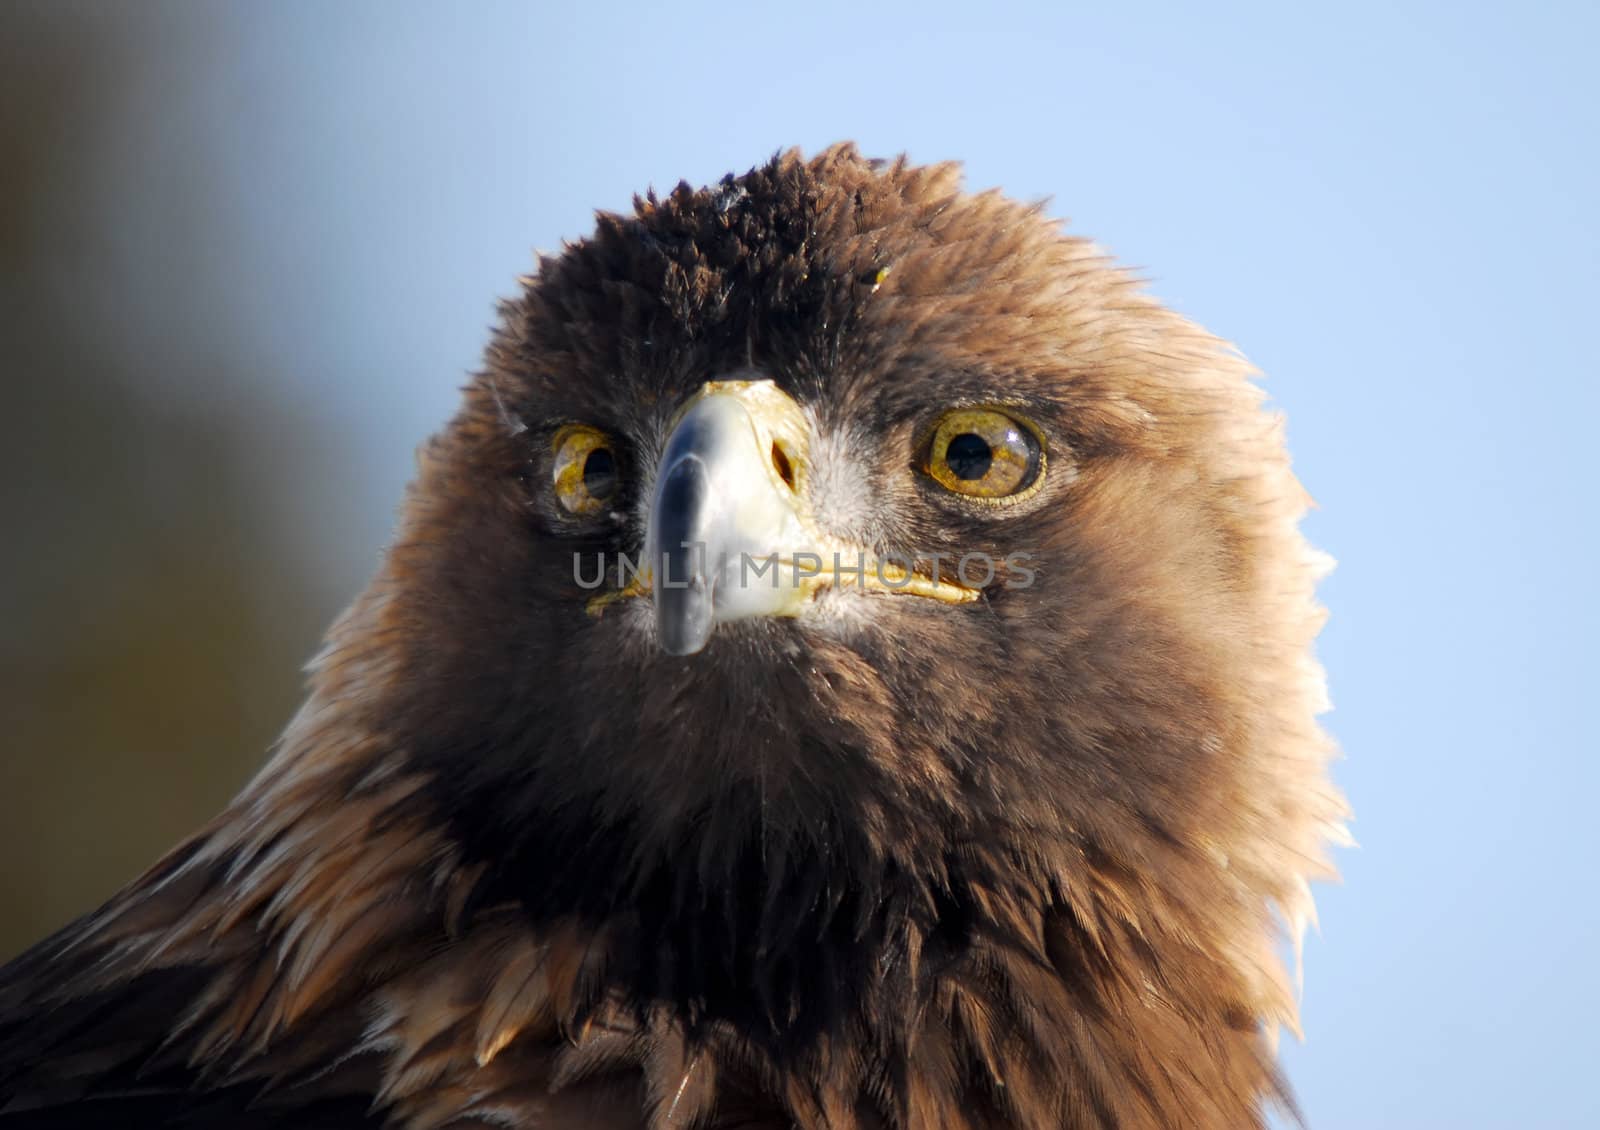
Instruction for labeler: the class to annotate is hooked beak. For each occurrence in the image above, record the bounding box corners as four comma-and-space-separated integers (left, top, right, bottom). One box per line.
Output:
645, 381, 812, 654
589, 379, 978, 655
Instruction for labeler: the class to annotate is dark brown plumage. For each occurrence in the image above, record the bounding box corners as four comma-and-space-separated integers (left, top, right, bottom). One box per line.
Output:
0, 145, 1345, 1129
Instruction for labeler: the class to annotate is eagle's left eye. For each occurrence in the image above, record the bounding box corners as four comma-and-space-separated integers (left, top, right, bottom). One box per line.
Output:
922, 408, 1044, 501
552, 425, 620, 514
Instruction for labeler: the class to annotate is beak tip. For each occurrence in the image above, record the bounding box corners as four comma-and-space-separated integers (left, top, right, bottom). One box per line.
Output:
655, 578, 716, 656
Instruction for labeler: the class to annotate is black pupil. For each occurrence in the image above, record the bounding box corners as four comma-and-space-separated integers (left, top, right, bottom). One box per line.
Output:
582, 448, 617, 497
945, 432, 994, 481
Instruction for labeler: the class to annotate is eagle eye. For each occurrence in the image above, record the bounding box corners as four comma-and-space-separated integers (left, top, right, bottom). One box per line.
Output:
922, 408, 1044, 501
552, 425, 620, 514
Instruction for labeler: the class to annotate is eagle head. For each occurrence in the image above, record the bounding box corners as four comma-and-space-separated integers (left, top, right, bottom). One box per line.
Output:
0, 144, 1345, 1130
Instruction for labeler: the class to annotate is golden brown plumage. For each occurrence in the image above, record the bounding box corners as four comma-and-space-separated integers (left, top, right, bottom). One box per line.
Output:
0, 145, 1345, 1128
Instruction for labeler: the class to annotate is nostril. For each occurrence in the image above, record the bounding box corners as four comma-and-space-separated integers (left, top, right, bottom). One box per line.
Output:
771, 442, 796, 490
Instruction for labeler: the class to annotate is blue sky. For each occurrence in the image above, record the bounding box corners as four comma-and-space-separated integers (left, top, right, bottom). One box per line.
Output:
89, 2, 1599, 1124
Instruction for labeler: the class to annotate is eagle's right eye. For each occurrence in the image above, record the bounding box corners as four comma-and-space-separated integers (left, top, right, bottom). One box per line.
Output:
552, 425, 620, 514
922, 408, 1045, 502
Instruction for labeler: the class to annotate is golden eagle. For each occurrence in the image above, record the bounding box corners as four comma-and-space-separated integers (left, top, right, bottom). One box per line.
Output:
0, 145, 1345, 1129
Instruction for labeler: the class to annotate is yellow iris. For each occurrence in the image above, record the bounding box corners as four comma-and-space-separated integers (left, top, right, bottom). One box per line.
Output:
923, 408, 1045, 501
552, 425, 619, 514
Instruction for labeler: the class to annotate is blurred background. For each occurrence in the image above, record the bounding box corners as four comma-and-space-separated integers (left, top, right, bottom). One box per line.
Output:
1, 2, 1594, 1126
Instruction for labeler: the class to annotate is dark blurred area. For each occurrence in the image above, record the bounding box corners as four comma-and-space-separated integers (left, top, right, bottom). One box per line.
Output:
0, 6, 352, 958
